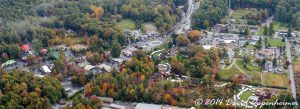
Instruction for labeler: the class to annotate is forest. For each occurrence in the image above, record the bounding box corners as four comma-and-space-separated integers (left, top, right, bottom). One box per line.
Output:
0, 0, 186, 62
0, 70, 67, 108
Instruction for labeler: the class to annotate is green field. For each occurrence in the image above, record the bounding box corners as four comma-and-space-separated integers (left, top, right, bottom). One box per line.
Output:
257, 28, 264, 36
257, 21, 288, 36
240, 91, 253, 101
117, 19, 136, 30
236, 60, 261, 75
273, 21, 288, 31
231, 9, 255, 19
218, 66, 241, 80
266, 38, 285, 47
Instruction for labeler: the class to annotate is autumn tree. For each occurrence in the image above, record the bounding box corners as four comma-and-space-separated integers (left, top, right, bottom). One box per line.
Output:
90, 5, 104, 19
176, 34, 190, 47
188, 30, 202, 43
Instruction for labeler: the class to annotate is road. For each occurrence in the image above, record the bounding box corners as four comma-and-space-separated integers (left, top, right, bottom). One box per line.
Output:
175, 0, 199, 34
285, 37, 297, 100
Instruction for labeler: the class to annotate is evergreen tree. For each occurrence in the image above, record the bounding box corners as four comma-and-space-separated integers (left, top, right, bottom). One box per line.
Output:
111, 39, 121, 58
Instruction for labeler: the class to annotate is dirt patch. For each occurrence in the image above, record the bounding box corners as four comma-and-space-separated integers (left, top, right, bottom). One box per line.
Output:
70, 44, 88, 51
143, 23, 158, 33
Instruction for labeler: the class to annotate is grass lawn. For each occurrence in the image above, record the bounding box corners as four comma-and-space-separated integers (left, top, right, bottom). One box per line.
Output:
117, 19, 136, 30
257, 21, 288, 36
273, 21, 288, 31
235, 59, 262, 84
231, 9, 253, 19
262, 73, 289, 88
236, 60, 261, 75
257, 28, 264, 36
240, 91, 253, 101
266, 38, 285, 47
218, 66, 241, 80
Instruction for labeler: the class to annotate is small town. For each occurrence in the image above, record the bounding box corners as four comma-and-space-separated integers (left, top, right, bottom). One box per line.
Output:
0, 0, 299, 109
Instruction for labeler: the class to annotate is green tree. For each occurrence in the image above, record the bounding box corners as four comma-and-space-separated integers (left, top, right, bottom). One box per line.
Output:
244, 25, 250, 37
269, 22, 274, 36
203, 20, 209, 29
111, 39, 121, 58
263, 25, 268, 36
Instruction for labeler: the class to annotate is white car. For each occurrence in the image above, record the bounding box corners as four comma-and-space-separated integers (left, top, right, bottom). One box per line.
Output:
65, 88, 71, 92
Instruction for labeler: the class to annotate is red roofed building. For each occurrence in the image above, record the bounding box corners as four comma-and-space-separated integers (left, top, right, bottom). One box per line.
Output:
40, 48, 48, 55
20, 44, 30, 52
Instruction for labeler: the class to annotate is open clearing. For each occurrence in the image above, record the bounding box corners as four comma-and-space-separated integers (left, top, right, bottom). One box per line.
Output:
142, 22, 158, 33
231, 9, 256, 19
262, 73, 289, 88
117, 19, 136, 30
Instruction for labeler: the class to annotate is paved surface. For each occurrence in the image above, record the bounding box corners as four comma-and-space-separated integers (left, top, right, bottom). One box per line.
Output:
285, 37, 297, 99
174, 0, 199, 34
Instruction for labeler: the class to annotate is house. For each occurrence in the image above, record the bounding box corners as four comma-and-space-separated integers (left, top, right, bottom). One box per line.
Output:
99, 63, 112, 72
20, 44, 30, 52
40, 48, 48, 55
40, 65, 51, 74
123, 50, 132, 57
84, 65, 95, 71
112, 58, 124, 64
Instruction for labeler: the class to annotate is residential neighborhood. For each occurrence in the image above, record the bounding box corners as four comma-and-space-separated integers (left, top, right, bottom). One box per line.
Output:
0, 0, 299, 109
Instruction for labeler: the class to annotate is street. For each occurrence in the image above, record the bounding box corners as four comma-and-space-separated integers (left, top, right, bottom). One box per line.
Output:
285, 37, 297, 100
175, 0, 199, 34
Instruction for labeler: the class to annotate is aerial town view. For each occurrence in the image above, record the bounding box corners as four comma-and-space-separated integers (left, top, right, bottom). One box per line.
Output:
0, 0, 299, 109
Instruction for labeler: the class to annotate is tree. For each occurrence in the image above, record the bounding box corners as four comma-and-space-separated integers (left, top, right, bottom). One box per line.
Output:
203, 20, 209, 29
288, 24, 293, 37
244, 25, 250, 37
111, 39, 121, 58
188, 30, 202, 43
269, 22, 274, 36
90, 5, 104, 19
263, 25, 268, 36
176, 34, 190, 47
272, 58, 277, 68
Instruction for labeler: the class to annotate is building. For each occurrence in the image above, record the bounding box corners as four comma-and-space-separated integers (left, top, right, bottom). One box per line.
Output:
215, 33, 239, 45
99, 63, 112, 72
123, 50, 132, 57
84, 65, 95, 71
112, 58, 124, 64
40, 65, 51, 74
20, 44, 30, 52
